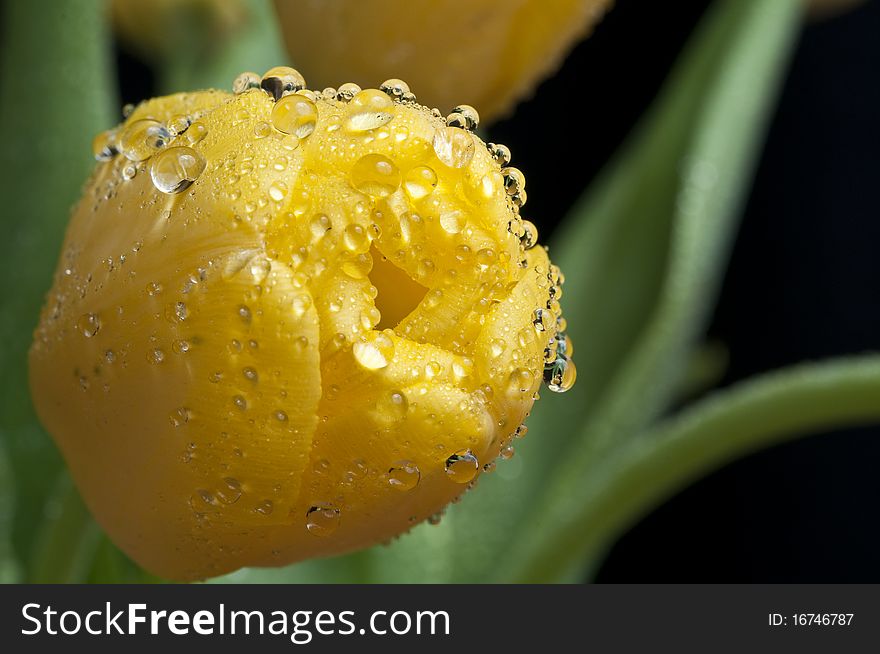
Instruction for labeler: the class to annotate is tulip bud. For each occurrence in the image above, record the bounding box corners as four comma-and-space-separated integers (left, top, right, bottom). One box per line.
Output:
29, 69, 575, 580
273, 0, 613, 123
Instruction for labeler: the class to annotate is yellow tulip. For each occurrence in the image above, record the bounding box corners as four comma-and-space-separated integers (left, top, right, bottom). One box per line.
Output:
273, 0, 613, 123
29, 69, 574, 581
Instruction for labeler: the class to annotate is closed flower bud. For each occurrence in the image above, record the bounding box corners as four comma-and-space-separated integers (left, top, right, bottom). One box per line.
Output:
29, 69, 574, 580
273, 0, 613, 123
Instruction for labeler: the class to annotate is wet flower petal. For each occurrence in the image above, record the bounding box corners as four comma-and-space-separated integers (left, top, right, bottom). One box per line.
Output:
29, 70, 574, 580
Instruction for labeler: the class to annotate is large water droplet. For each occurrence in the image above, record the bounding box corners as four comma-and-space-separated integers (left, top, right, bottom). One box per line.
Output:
445, 449, 479, 484
403, 165, 437, 199
216, 478, 242, 505
260, 66, 306, 100
352, 332, 395, 369
350, 153, 400, 198
387, 461, 420, 491
433, 126, 475, 168
306, 504, 340, 536
232, 71, 261, 94
544, 355, 577, 393
271, 94, 318, 138
345, 89, 394, 132
150, 146, 206, 194
118, 119, 171, 162
92, 130, 117, 161
77, 313, 100, 337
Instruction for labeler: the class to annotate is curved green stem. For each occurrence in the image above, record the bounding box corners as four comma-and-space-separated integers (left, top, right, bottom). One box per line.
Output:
500, 356, 880, 583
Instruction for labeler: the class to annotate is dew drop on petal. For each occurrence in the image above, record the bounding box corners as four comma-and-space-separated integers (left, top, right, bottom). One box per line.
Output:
433, 126, 474, 168
271, 94, 318, 138
77, 313, 100, 337
387, 461, 420, 491
150, 146, 206, 194
445, 449, 479, 484
305, 504, 340, 536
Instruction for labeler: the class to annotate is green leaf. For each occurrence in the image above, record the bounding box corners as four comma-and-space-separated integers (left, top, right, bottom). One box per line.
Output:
0, 441, 21, 583
0, 0, 116, 576
492, 0, 803, 583
378, 0, 803, 583
503, 355, 880, 582
29, 473, 101, 584
159, 0, 288, 94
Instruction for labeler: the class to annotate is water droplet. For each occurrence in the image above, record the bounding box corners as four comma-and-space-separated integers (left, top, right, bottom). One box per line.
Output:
350, 153, 400, 198
169, 407, 191, 427
387, 461, 420, 490
92, 130, 117, 161
271, 94, 318, 138
121, 103, 135, 118
306, 504, 340, 536
232, 71, 261, 94
77, 313, 100, 337
172, 339, 191, 354
445, 449, 479, 483
403, 165, 437, 199
118, 119, 171, 161
352, 332, 395, 369
216, 478, 242, 504
378, 390, 408, 421
196, 489, 218, 506
254, 499, 274, 515
439, 210, 464, 234
291, 293, 312, 318
520, 220, 538, 249
167, 114, 191, 136
500, 444, 515, 460
260, 66, 306, 100
345, 89, 394, 132
248, 255, 271, 283
343, 223, 369, 251
167, 301, 188, 322
274, 409, 288, 422
309, 213, 331, 240
487, 142, 512, 166
232, 394, 247, 410
379, 78, 411, 101
544, 355, 577, 393
268, 180, 287, 202
336, 82, 362, 102
433, 126, 474, 168
238, 304, 252, 323
242, 366, 258, 382
533, 308, 553, 332
150, 146, 206, 194
185, 122, 208, 145
121, 163, 137, 180
147, 348, 165, 364
446, 104, 480, 131
508, 368, 534, 394
502, 167, 526, 196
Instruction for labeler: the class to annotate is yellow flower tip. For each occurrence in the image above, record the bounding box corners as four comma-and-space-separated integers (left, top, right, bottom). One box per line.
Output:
29, 67, 576, 581
273, 0, 614, 123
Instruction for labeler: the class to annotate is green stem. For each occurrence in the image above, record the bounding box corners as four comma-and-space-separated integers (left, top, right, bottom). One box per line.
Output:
30, 473, 101, 583
501, 356, 880, 583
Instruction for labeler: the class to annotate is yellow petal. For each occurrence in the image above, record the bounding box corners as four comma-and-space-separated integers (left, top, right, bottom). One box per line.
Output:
30, 70, 575, 580
273, 0, 613, 122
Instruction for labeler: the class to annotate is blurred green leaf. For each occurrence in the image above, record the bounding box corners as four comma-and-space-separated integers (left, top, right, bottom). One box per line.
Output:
0, 441, 20, 583
160, 0, 288, 93
495, 0, 802, 582
30, 473, 101, 584
0, 0, 116, 576
364, 0, 802, 583
506, 355, 880, 582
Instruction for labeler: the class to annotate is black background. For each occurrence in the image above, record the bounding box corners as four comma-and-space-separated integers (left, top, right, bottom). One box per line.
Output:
110, 0, 880, 582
